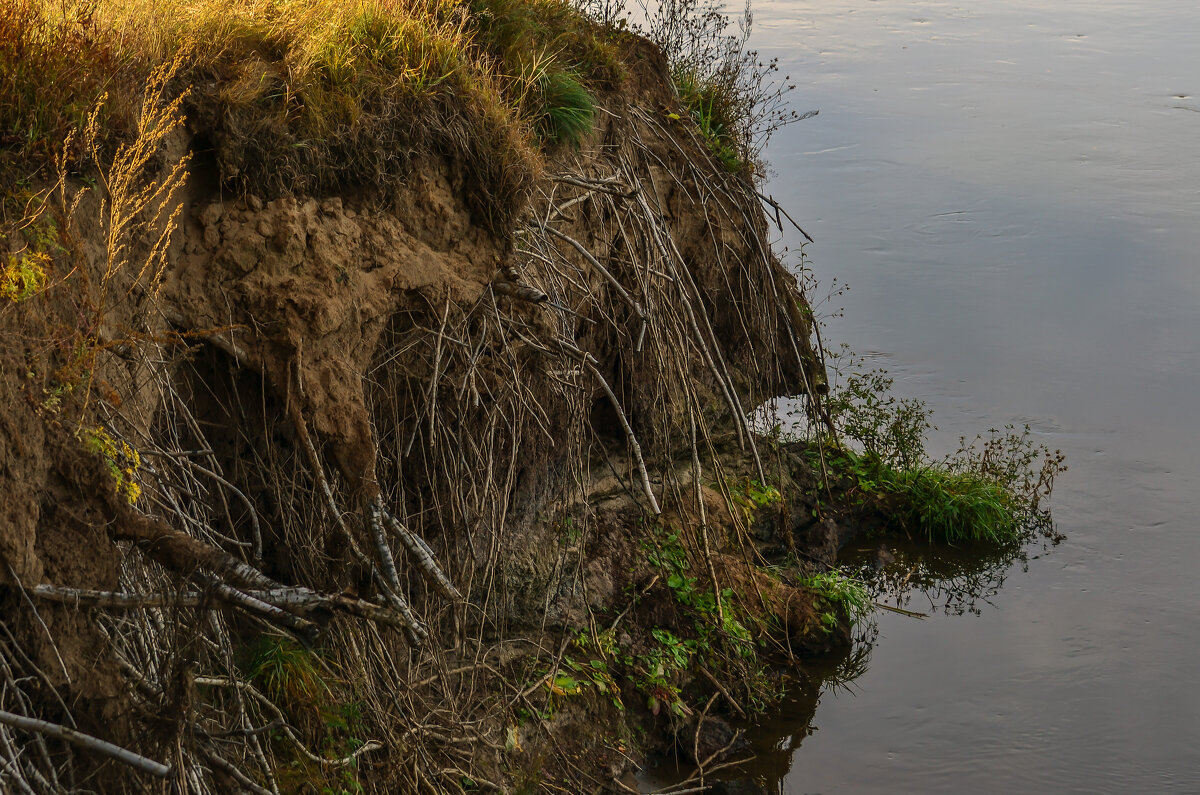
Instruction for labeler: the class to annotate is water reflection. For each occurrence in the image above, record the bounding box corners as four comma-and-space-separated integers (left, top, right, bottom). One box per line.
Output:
842, 534, 1062, 618
741, 0, 1200, 788
640, 625, 879, 794
684, 532, 1067, 793
726, 624, 879, 792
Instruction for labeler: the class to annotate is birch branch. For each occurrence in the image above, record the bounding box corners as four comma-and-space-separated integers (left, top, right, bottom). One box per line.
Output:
380, 506, 463, 602
0, 710, 170, 778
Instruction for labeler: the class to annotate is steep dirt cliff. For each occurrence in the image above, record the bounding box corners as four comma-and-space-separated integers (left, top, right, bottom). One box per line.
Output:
0, 27, 843, 794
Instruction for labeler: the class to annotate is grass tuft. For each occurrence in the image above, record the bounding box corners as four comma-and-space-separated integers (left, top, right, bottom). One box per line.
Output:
0, 0, 127, 164
531, 68, 595, 146
882, 466, 1019, 544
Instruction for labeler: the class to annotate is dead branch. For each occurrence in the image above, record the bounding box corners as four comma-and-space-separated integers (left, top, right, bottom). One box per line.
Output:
378, 501, 463, 602
0, 710, 170, 778
30, 584, 417, 631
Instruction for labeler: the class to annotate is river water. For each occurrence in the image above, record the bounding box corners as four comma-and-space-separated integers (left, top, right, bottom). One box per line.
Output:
736, 0, 1200, 791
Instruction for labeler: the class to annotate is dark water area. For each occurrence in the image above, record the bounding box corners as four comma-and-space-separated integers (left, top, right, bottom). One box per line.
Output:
680, 0, 1200, 791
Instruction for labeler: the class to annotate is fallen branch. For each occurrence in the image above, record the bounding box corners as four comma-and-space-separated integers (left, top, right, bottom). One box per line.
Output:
376, 499, 462, 602
756, 189, 814, 242
0, 710, 170, 778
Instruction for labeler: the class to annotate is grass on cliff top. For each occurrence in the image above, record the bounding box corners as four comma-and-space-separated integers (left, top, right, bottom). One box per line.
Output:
1, 0, 613, 225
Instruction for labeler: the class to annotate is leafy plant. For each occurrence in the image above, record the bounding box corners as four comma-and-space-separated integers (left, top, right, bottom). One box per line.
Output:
798, 570, 871, 632
0, 249, 48, 302
643, 525, 711, 612
727, 475, 782, 526
637, 629, 693, 717
560, 651, 624, 709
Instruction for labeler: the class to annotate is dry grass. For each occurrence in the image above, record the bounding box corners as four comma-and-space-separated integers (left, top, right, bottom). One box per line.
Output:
0, 0, 625, 228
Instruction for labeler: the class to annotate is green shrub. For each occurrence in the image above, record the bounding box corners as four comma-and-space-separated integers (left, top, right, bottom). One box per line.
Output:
812, 355, 1065, 546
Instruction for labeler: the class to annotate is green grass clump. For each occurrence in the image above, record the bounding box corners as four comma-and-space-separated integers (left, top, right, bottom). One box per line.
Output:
810, 355, 1066, 546
530, 68, 595, 146
799, 570, 871, 631
470, 0, 619, 147
882, 466, 1019, 544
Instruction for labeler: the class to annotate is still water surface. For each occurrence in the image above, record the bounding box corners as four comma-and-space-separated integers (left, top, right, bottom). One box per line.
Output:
745, 0, 1200, 791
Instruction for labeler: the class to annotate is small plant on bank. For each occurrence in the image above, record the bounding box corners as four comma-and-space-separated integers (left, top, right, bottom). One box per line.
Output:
823, 365, 932, 470
0, 249, 48, 302
80, 425, 142, 504
727, 476, 782, 523
802, 352, 1065, 545
799, 570, 871, 632
882, 466, 1018, 544
637, 0, 816, 173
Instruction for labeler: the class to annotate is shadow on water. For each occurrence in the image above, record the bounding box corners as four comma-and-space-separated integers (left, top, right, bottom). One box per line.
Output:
646, 532, 1062, 793
715, 624, 880, 794
841, 532, 1062, 619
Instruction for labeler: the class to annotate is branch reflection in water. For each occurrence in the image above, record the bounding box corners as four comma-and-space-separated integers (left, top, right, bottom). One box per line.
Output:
680, 531, 1062, 793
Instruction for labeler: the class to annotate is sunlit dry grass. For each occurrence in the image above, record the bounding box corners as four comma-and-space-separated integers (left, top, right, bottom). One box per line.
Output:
1, 0, 612, 223
96, 0, 483, 129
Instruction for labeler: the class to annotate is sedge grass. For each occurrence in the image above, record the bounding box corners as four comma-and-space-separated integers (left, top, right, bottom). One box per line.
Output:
882, 465, 1021, 545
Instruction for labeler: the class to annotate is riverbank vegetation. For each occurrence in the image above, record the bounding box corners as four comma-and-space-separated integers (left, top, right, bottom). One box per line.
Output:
1, 0, 799, 220
0, 0, 1062, 792
799, 355, 1066, 546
